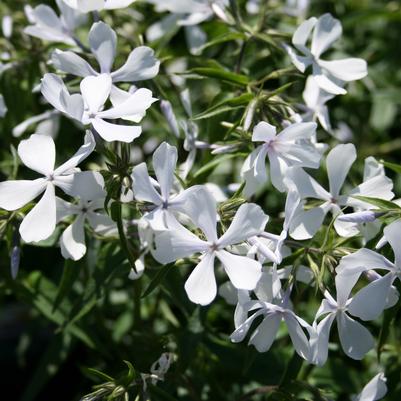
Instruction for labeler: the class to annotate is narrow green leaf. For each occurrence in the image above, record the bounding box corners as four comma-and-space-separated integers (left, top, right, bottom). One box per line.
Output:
352, 195, 401, 210
199, 31, 246, 51
381, 160, 401, 175
141, 264, 174, 299
185, 67, 249, 86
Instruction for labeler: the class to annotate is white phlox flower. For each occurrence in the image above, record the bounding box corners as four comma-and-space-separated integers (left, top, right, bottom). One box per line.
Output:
41, 73, 157, 142
132, 141, 205, 230
285, 13, 368, 95
62, 0, 137, 12
310, 276, 375, 366
56, 183, 117, 260
152, 187, 268, 305
24, 0, 86, 46
230, 276, 313, 360
0, 131, 98, 243
335, 220, 401, 321
52, 22, 159, 83
287, 144, 394, 240
241, 120, 320, 195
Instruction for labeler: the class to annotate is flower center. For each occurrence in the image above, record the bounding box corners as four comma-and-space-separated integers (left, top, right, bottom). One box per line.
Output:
209, 242, 219, 252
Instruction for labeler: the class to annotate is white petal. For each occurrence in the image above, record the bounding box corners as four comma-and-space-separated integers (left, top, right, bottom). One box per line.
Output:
311, 13, 342, 58
268, 152, 289, 192
87, 212, 116, 236
111, 46, 160, 82
0, 179, 46, 211
91, 118, 142, 143
104, 0, 136, 10
216, 250, 262, 291
241, 146, 268, 197
52, 49, 96, 77
80, 74, 111, 114
286, 167, 330, 200
54, 131, 95, 174
289, 205, 328, 240
184, 252, 216, 305
18, 133, 55, 175
278, 122, 317, 142
284, 312, 311, 360
337, 312, 374, 360
355, 373, 387, 401
230, 309, 265, 343
283, 43, 312, 73
249, 313, 281, 352
219, 203, 268, 247
347, 176, 394, 210
40, 73, 69, 112
312, 64, 346, 95
152, 142, 177, 201
89, 22, 117, 74
131, 162, 162, 204
326, 143, 356, 197
311, 313, 335, 366
383, 219, 401, 267
60, 215, 86, 260
252, 121, 276, 143
176, 186, 218, 243
56, 197, 78, 222
56, 171, 105, 199
319, 58, 368, 82
348, 272, 394, 321
19, 183, 56, 243
97, 88, 157, 120
152, 219, 209, 264
336, 248, 394, 276
292, 16, 317, 52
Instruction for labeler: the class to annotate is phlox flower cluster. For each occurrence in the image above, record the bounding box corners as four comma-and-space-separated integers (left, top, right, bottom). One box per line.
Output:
0, 1, 396, 398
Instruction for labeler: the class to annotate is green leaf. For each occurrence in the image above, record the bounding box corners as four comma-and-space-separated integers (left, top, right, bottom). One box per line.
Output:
199, 31, 247, 52
381, 160, 401, 175
141, 264, 175, 299
192, 93, 253, 120
185, 67, 249, 86
191, 154, 239, 180
52, 259, 81, 313
351, 195, 401, 211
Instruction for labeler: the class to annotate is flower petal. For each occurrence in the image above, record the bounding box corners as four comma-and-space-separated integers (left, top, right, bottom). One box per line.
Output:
80, 74, 112, 114
311, 313, 335, 366
289, 205, 328, 240
19, 183, 56, 243
318, 58, 368, 82
89, 22, 117, 74
216, 250, 262, 291
252, 121, 276, 143
18, 133, 55, 175
131, 162, 162, 204
278, 122, 317, 142
311, 13, 342, 58
219, 203, 268, 247
286, 167, 330, 200
0, 178, 46, 211
60, 215, 86, 260
91, 118, 142, 143
111, 46, 160, 82
348, 272, 394, 321
337, 312, 374, 360
383, 219, 401, 267
184, 252, 216, 305
152, 219, 209, 264
326, 143, 356, 198
284, 312, 311, 360
52, 49, 96, 77
249, 313, 281, 352
152, 142, 177, 201
292, 16, 317, 52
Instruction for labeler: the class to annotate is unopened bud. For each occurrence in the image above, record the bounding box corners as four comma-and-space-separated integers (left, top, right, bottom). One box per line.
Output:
337, 210, 379, 223
211, 144, 238, 155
